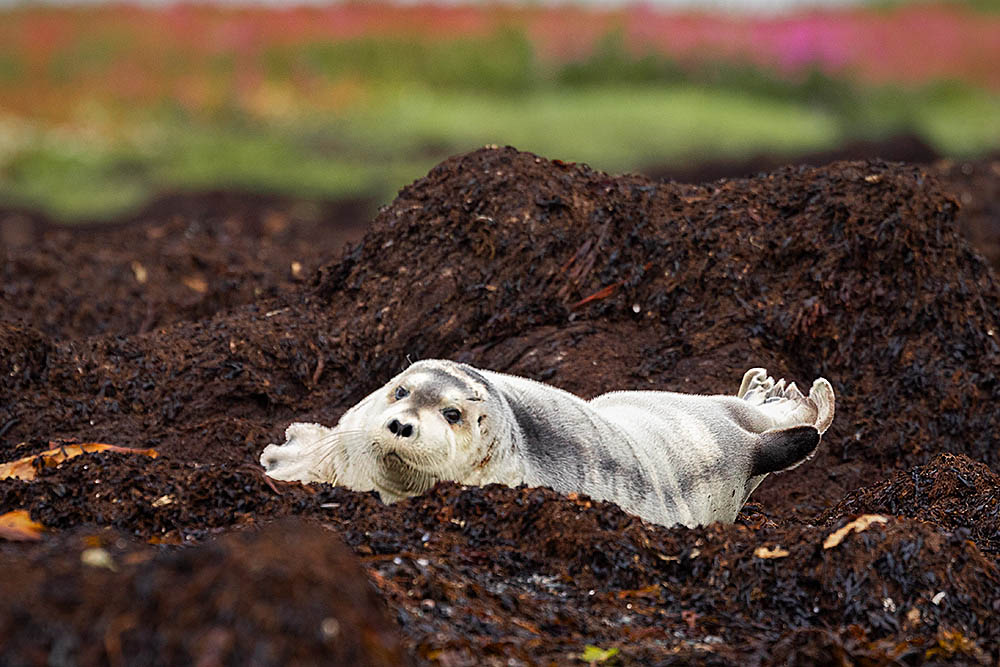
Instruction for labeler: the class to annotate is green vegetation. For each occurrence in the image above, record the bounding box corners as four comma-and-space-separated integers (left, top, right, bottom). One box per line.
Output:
1, 30, 997, 221
868, 0, 1000, 13
579, 644, 620, 663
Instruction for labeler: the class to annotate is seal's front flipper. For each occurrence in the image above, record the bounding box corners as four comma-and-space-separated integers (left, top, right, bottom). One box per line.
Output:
260, 422, 333, 483
750, 425, 820, 476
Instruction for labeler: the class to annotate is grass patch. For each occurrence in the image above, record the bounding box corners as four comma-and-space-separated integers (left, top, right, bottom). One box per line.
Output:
0, 25, 997, 221
2, 79, 998, 221
334, 84, 842, 170
1, 84, 846, 220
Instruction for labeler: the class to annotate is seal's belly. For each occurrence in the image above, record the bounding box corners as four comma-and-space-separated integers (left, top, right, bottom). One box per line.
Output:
589, 397, 753, 525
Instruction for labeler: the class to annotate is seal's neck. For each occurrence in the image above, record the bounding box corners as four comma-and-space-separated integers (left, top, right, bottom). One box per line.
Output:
477, 371, 609, 490
461, 397, 527, 488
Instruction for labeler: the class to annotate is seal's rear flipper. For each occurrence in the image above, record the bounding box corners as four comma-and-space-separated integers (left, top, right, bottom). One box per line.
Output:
809, 378, 835, 435
738, 368, 836, 436
750, 425, 820, 476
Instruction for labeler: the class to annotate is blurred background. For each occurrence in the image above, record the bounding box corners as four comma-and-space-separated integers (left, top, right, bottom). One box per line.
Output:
0, 0, 997, 222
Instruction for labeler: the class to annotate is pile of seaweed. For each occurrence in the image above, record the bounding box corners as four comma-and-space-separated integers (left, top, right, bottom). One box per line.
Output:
1, 451, 997, 664
821, 452, 1000, 555
0, 517, 409, 665
0, 191, 370, 339
315, 147, 1000, 510
2, 147, 999, 664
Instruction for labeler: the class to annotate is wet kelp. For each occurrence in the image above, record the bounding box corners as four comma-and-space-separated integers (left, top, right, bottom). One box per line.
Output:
2, 147, 999, 663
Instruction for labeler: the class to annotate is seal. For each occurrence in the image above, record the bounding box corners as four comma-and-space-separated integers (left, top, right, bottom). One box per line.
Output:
260, 360, 835, 527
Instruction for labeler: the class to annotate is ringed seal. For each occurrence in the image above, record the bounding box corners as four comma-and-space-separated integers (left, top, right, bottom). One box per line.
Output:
260, 360, 835, 527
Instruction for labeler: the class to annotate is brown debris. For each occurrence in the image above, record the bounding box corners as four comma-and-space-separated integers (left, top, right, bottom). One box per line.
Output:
0, 442, 158, 481
0, 510, 44, 542
822, 514, 889, 549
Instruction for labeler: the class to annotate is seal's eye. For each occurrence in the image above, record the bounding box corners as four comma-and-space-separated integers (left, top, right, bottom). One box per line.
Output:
394, 387, 409, 400
442, 408, 462, 424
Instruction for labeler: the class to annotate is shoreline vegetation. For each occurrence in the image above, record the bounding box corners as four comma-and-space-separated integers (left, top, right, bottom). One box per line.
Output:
1, 3, 997, 220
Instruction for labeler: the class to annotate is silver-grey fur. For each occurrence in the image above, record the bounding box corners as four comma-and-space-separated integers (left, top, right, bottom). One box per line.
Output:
260, 360, 835, 528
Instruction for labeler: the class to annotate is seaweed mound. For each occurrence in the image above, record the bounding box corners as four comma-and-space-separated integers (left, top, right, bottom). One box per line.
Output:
821, 452, 1000, 555
3, 147, 1000, 663
0, 519, 408, 665
2, 453, 998, 664
5, 148, 999, 513
315, 147, 1000, 510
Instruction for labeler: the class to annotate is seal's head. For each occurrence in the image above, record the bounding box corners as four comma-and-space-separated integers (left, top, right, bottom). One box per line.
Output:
262, 360, 514, 502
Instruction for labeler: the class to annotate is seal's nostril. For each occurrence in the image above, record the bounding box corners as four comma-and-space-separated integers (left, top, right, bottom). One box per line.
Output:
388, 419, 413, 437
